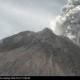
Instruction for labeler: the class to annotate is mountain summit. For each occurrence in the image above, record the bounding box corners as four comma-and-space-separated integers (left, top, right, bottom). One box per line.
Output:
0, 28, 80, 76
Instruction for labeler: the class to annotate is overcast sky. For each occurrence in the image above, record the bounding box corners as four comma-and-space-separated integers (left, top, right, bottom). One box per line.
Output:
0, 0, 67, 39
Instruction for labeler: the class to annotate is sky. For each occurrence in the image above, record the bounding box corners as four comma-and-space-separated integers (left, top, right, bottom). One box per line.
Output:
0, 0, 67, 39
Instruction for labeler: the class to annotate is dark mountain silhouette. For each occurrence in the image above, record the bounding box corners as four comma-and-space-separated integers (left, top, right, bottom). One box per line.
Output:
0, 28, 80, 76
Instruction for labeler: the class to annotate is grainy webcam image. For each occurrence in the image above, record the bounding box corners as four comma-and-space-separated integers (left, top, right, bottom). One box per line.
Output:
0, 0, 80, 77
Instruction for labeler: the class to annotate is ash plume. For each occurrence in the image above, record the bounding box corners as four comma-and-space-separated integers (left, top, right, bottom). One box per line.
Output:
50, 0, 80, 46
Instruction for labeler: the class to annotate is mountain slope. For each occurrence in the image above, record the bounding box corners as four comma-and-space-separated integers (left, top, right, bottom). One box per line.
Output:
0, 28, 80, 76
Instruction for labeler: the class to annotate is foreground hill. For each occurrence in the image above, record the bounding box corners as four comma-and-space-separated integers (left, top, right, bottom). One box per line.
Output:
0, 28, 80, 76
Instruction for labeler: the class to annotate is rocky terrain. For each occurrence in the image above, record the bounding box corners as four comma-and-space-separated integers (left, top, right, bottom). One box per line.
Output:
0, 28, 80, 76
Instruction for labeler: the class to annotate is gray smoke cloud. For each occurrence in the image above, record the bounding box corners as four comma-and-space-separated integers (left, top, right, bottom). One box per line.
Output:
50, 0, 80, 45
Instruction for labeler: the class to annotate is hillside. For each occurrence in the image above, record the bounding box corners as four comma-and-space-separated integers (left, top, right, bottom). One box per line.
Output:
0, 28, 80, 76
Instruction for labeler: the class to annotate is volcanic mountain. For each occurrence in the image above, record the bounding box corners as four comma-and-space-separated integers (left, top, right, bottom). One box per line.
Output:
0, 28, 80, 76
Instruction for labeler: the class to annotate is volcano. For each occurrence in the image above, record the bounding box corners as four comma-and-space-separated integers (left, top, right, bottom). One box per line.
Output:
0, 28, 80, 76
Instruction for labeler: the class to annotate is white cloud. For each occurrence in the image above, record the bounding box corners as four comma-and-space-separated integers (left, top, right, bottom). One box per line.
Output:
50, 0, 80, 45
